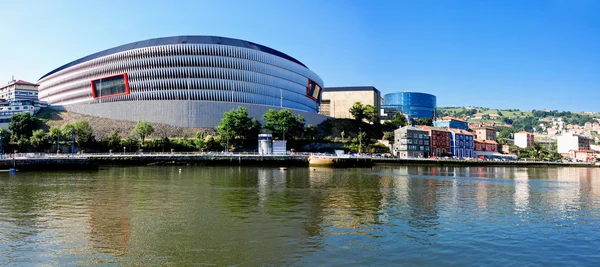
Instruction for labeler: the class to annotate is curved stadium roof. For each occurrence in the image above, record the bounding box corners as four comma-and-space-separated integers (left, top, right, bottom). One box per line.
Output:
39, 35, 308, 80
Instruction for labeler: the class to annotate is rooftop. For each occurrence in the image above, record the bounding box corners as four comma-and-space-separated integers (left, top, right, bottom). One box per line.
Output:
39, 35, 310, 81
0, 80, 39, 90
323, 86, 379, 93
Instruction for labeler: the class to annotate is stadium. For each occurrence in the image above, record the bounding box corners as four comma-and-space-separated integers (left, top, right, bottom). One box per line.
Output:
38, 36, 327, 128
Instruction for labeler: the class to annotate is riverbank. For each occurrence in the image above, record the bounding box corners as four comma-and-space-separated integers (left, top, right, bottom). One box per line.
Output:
0, 157, 98, 171
372, 158, 594, 167
0, 154, 596, 171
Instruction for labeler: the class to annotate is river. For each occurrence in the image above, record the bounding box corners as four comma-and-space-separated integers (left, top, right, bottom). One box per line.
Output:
1, 166, 599, 266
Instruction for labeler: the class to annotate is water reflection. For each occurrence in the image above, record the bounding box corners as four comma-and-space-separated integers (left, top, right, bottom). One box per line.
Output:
1, 166, 600, 265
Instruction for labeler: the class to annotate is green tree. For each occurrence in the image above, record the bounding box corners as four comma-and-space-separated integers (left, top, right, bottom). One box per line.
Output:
341, 130, 345, 141
196, 131, 205, 152
203, 135, 220, 151
390, 112, 407, 128
73, 120, 94, 146
17, 137, 29, 151
415, 117, 433, 126
305, 124, 318, 140
262, 109, 304, 140
364, 105, 379, 124
9, 113, 40, 141
349, 102, 366, 122
106, 129, 121, 150
217, 107, 262, 149
29, 129, 47, 150
132, 121, 154, 147
383, 131, 394, 141
49, 126, 62, 144
0, 128, 11, 151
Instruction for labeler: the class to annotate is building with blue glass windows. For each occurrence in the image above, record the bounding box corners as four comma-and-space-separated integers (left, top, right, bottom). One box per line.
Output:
37, 36, 326, 128
380, 92, 436, 120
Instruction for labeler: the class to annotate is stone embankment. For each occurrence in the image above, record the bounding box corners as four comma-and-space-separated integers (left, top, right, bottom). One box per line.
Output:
0, 157, 98, 171
372, 158, 595, 167
0, 154, 595, 172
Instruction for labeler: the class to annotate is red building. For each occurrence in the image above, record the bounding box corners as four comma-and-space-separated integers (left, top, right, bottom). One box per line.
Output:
419, 126, 451, 157
474, 139, 498, 154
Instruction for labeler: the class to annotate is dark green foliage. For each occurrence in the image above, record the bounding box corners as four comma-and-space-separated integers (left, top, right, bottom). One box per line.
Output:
132, 121, 154, 147
9, 113, 40, 141
218, 107, 262, 148
414, 117, 433, 126
349, 102, 366, 122
263, 109, 304, 140
29, 129, 47, 150
384, 131, 394, 141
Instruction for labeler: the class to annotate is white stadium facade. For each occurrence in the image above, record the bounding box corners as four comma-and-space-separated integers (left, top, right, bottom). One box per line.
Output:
38, 36, 327, 128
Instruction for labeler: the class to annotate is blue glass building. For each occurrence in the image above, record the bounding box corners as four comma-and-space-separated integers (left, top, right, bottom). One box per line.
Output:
381, 92, 436, 119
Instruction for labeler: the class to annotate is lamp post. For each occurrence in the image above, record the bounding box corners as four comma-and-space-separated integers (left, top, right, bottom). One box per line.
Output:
123, 146, 126, 155
0, 131, 3, 160
71, 128, 75, 157
359, 127, 363, 154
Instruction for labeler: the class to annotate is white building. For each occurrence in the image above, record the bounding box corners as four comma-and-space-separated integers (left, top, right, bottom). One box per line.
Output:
0, 80, 39, 102
557, 133, 591, 154
0, 80, 46, 129
514, 131, 534, 148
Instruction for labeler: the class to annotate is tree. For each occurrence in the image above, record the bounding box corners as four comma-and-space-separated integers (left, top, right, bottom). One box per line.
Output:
384, 131, 394, 141
0, 128, 11, 151
9, 113, 40, 141
341, 130, 345, 141
262, 109, 304, 140
218, 107, 262, 149
305, 125, 317, 140
17, 137, 29, 151
132, 121, 154, 147
196, 131, 205, 152
390, 112, 407, 128
49, 126, 62, 143
349, 102, 366, 122
73, 120, 94, 146
29, 129, 47, 150
415, 117, 433, 126
203, 135, 219, 151
364, 105, 379, 124
62, 120, 94, 147
106, 129, 121, 150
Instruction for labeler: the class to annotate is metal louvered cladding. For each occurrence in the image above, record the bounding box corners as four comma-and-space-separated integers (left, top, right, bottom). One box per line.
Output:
38, 43, 323, 113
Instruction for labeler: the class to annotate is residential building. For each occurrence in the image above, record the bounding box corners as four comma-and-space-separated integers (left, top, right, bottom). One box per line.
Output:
473, 127, 497, 141
320, 86, 380, 119
0, 79, 39, 102
557, 133, 591, 154
569, 150, 596, 162
474, 139, 498, 156
418, 126, 451, 157
514, 131, 534, 148
433, 116, 469, 130
393, 126, 430, 158
448, 129, 474, 158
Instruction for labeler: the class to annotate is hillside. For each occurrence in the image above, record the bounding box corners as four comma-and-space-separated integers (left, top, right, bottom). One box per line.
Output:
37, 108, 214, 140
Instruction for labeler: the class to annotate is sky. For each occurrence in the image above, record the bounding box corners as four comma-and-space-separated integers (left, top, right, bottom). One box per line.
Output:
0, 0, 598, 112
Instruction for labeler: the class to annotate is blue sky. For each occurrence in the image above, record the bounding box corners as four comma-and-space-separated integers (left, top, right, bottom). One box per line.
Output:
1, 0, 598, 111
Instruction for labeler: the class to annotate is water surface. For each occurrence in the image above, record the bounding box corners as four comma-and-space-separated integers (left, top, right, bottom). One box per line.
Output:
1, 166, 599, 266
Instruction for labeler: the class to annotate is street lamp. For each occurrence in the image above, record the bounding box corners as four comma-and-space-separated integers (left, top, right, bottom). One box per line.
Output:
123, 146, 126, 155
359, 127, 362, 154
0, 131, 3, 160
71, 128, 75, 157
